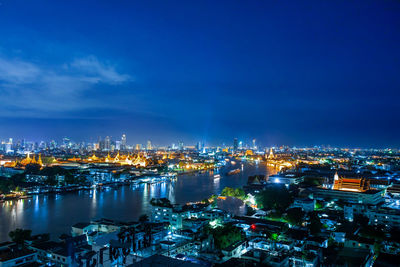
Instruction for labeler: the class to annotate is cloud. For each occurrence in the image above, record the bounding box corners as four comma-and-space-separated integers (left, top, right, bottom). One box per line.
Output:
0, 58, 40, 84
0, 55, 132, 118
69, 56, 131, 84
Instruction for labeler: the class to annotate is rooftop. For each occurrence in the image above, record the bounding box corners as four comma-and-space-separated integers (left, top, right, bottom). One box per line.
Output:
127, 254, 201, 267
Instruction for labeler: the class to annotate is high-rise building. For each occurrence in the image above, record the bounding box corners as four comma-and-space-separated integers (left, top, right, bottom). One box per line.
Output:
197, 141, 203, 151
135, 144, 141, 151
233, 138, 238, 152
147, 140, 152, 150
178, 141, 184, 151
121, 134, 127, 150
104, 136, 111, 151
115, 141, 121, 150
252, 139, 257, 150
62, 137, 70, 148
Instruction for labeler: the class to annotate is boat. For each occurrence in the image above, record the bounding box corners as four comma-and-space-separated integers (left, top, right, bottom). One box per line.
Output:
214, 174, 221, 179
227, 168, 240, 175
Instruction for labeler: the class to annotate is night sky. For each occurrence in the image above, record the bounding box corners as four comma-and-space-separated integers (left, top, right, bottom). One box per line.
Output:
0, 0, 399, 147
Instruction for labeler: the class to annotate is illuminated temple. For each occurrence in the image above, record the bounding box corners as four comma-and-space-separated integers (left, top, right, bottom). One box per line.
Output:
332, 172, 370, 192
85, 152, 148, 167
4, 153, 44, 168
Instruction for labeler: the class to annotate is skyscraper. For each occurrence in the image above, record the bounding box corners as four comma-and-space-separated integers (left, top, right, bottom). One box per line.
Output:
62, 137, 70, 148
104, 136, 111, 151
121, 134, 127, 150
197, 141, 203, 151
233, 138, 238, 152
115, 141, 121, 150
178, 141, 184, 151
146, 140, 152, 150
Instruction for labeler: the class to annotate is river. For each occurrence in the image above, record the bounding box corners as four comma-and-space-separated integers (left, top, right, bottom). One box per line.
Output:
0, 162, 273, 242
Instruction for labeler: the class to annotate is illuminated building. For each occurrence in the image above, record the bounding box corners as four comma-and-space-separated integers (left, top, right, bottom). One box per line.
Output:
115, 141, 121, 150
196, 141, 202, 151
37, 154, 43, 166
332, 172, 370, 192
62, 137, 71, 148
19, 153, 44, 167
233, 138, 238, 152
87, 153, 99, 162
245, 150, 254, 156
147, 140, 152, 150
268, 173, 304, 186
268, 148, 274, 159
313, 187, 384, 205
178, 141, 184, 151
104, 136, 111, 151
121, 134, 127, 150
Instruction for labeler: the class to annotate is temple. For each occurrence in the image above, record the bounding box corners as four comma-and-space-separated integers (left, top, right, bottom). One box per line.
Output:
332, 172, 370, 192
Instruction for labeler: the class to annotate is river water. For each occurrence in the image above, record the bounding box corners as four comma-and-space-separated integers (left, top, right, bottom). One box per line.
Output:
0, 162, 273, 242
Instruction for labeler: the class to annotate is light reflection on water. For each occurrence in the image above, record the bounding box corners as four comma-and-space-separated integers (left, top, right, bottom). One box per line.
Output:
0, 163, 273, 241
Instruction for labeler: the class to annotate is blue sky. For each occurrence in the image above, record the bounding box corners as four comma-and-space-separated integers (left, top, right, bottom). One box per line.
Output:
0, 0, 399, 147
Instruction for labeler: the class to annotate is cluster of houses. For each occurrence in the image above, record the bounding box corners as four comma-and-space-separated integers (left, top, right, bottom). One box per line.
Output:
1, 190, 400, 266
2, 164, 400, 266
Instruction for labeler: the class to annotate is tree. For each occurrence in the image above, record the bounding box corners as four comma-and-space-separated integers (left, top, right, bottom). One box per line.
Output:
207, 224, 244, 249
246, 206, 256, 216
234, 188, 246, 200
25, 163, 41, 174
150, 198, 172, 208
255, 185, 292, 212
0, 176, 14, 194
9, 229, 32, 245
309, 212, 322, 235
139, 214, 149, 222
220, 187, 246, 200
286, 208, 305, 226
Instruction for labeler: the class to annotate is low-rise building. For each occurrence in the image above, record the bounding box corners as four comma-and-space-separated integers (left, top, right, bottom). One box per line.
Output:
0, 243, 37, 267
268, 173, 304, 186
312, 188, 384, 205
367, 207, 400, 229
292, 198, 315, 213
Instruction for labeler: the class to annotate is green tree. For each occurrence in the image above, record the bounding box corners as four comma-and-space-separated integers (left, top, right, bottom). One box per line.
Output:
255, 185, 292, 212
221, 187, 246, 200
206, 224, 244, 249
234, 188, 246, 200
286, 208, 305, 226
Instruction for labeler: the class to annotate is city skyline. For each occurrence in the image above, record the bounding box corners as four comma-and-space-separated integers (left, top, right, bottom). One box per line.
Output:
1, 134, 400, 150
1, 1, 400, 147
1, 1, 400, 265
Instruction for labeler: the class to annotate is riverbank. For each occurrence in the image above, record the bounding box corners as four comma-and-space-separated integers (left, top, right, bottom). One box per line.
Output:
0, 162, 270, 242
0, 173, 178, 201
